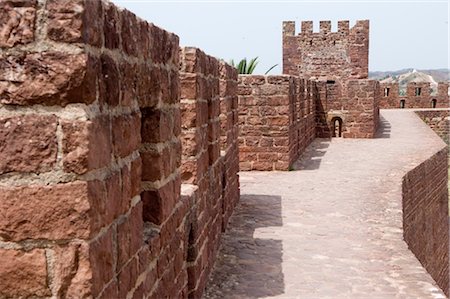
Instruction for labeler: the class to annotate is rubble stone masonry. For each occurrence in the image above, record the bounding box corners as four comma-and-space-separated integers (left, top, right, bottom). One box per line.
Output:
0, 1, 238, 298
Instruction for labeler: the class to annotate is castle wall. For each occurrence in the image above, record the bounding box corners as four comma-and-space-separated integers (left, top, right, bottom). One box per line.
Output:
416, 109, 450, 144
379, 82, 449, 109
179, 47, 239, 297
238, 75, 315, 171
315, 80, 380, 138
282, 20, 369, 80
219, 62, 240, 230
402, 148, 449, 296
0, 1, 238, 298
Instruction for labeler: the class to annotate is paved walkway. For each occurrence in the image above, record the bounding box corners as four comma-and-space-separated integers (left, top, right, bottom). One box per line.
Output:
204, 110, 447, 299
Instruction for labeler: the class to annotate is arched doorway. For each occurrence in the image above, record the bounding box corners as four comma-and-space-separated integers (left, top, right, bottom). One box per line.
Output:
400, 100, 405, 109
431, 99, 437, 108
331, 117, 343, 138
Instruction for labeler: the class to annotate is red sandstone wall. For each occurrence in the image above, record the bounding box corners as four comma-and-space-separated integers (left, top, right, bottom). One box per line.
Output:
0, 1, 238, 298
379, 82, 449, 109
238, 75, 315, 171
282, 20, 369, 80
402, 148, 449, 296
315, 79, 380, 138
179, 47, 239, 297
0, 0, 179, 297
416, 110, 450, 144
219, 62, 240, 230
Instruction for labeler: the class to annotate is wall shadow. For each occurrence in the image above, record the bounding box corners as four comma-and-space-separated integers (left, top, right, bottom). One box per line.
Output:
291, 138, 331, 171
203, 194, 284, 298
375, 115, 391, 138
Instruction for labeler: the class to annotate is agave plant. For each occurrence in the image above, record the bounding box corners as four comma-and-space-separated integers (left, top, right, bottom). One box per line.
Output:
230, 57, 278, 75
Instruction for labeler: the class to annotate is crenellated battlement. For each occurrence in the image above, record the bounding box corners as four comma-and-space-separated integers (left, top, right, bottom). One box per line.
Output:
283, 20, 367, 36
282, 20, 369, 80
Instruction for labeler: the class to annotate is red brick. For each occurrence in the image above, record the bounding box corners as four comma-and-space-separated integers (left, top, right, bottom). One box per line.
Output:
0, 114, 57, 174
0, 248, 50, 297
90, 229, 115, 296
137, 65, 160, 108
62, 116, 111, 174
58, 242, 93, 297
47, 0, 102, 46
142, 176, 180, 224
0, 182, 91, 241
100, 53, 120, 107
112, 112, 141, 158
118, 257, 139, 298
0, 0, 36, 48
120, 9, 139, 57
120, 60, 137, 106
117, 202, 143, 269
0, 52, 98, 106
103, 2, 121, 50
141, 107, 173, 144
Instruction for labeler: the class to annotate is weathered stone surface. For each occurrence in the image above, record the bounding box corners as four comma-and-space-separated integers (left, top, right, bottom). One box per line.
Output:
112, 112, 141, 158
90, 228, 115, 296
0, 114, 57, 174
117, 202, 143, 269
0, 52, 97, 106
47, 0, 102, 46
0, 182, 91, 241
62, 116, 112, 174
0, 248, 50, 297
0, 0, 36, 48
64, 242, 93, 298
100, 53, 120, 106
53, 242, 94, 298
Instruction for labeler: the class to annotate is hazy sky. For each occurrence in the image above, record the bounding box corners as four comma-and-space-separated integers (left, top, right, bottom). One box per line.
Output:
111, 0, 449, 75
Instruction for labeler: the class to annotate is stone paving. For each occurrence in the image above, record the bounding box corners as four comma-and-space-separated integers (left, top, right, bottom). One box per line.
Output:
204, 110, 448, 299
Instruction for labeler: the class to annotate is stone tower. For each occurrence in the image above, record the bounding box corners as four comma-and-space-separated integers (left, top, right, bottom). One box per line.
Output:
282, 20, 369, 80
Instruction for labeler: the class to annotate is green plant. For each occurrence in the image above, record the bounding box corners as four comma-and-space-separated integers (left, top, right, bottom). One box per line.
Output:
230, 57, 278, 75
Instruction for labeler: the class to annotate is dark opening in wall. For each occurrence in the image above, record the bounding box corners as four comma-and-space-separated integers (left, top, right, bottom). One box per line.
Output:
326, 80, 335, 84
431, 99, 437, 108
331, 117, 343, 137
415, 87, 422, 96
310, 40, 313, 46
186, 223, 197, 293
400, 99, 406, 108
384, 88, 390, 97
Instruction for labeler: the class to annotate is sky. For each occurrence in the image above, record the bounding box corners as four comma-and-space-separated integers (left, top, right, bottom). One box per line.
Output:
111, 0, 449, 75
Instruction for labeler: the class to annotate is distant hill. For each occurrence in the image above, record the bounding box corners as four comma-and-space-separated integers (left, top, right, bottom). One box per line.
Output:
369, 69, 449, 82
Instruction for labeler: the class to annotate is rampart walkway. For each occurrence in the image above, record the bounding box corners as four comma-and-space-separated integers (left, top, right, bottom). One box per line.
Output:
204, 110, 447, 299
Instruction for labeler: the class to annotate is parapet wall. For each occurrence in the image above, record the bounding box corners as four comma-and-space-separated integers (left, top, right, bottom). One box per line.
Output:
282, 20, 369, 80
402, 147, 449, 296
380, 82, 449, 109
179, 47, 239, 297
416, 109, 450, 144
238, 75, 315, 171
219, 62, 240, 229
0, 1, 238, 298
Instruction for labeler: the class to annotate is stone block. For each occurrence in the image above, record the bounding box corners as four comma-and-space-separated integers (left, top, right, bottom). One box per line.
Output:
0, 114, 57, 174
